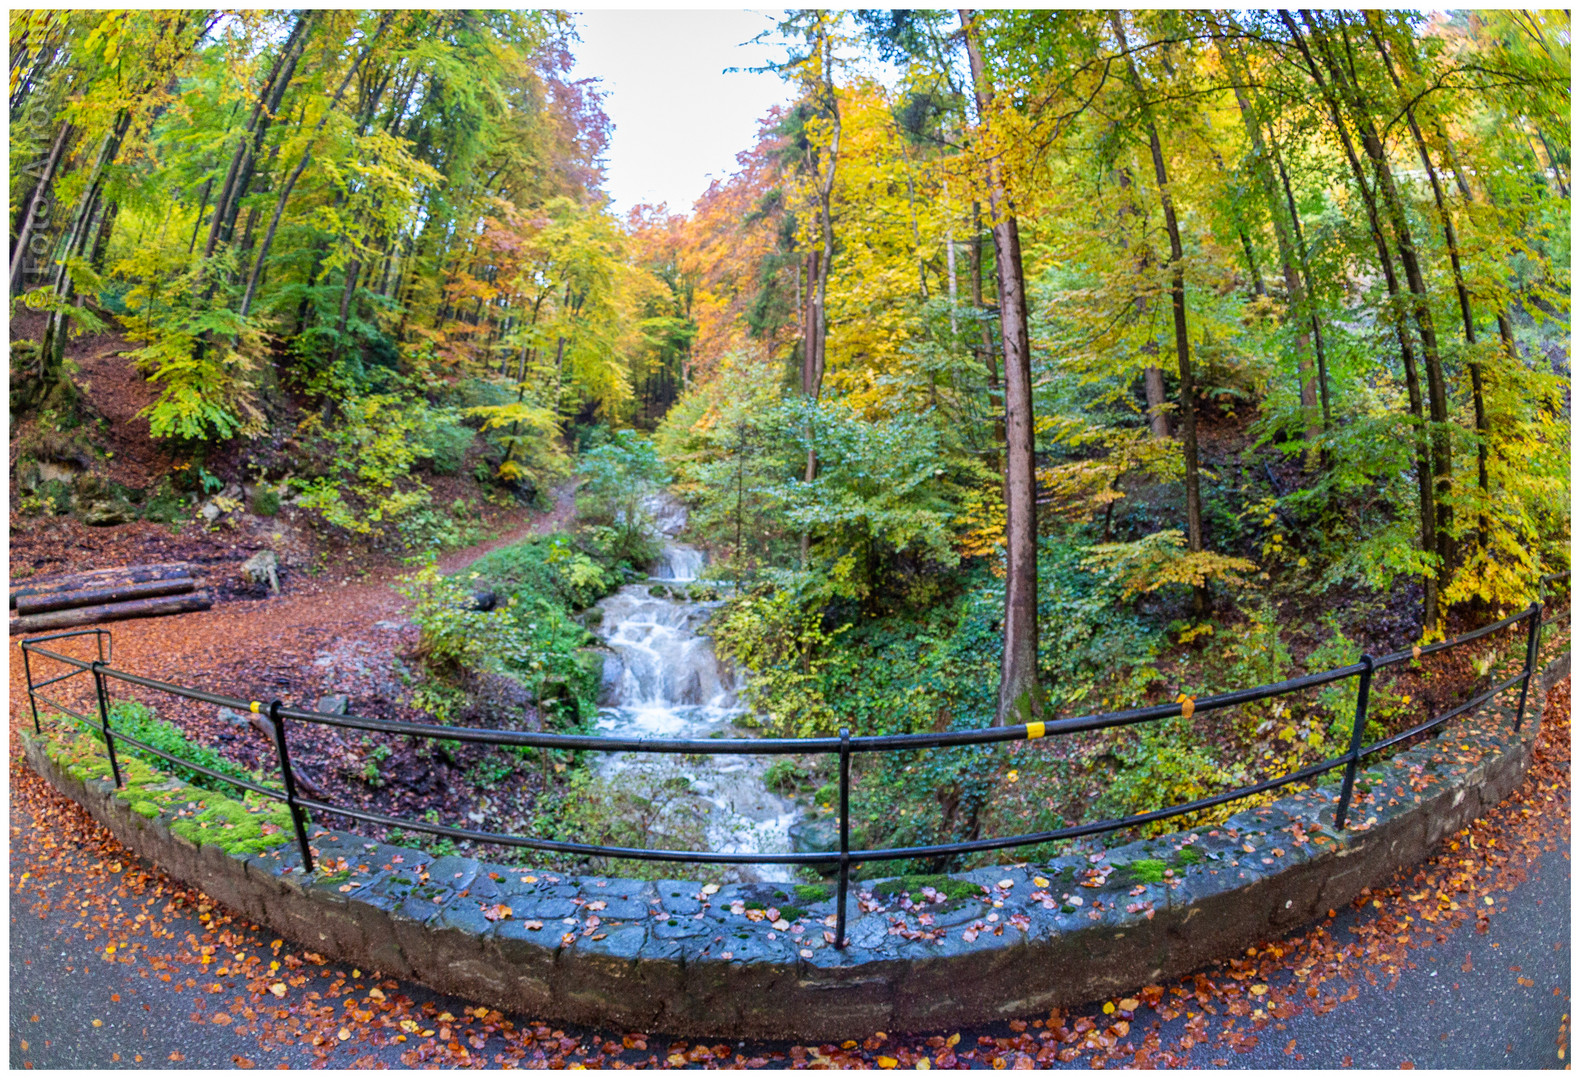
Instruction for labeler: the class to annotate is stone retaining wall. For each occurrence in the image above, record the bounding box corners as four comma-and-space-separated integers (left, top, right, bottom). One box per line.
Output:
23, 657, 1563, 1040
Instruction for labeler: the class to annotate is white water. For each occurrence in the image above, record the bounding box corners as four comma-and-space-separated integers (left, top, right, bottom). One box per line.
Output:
592, 497, 801, 882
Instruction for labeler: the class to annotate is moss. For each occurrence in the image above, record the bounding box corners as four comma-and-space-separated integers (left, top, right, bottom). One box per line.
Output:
34, 726, 293, 857
794, 883, 833, 903
872, 874, 983, 905
775, 906, 807, 922
1175, 845, 1202, 866
317, 870, 352, 886
1127, 858, 1166, 885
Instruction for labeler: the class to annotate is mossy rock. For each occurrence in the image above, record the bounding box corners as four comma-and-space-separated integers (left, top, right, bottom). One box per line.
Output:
1121, 858, 1166, 885
35, 725, 294, 857
794, 883, 833, 904
871, 874, 983, 906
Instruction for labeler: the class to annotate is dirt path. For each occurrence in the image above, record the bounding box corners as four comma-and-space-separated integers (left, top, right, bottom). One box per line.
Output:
436, 481, 577, 575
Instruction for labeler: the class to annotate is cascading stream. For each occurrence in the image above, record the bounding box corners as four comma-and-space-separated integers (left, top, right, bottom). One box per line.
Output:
591, 496, 801, 882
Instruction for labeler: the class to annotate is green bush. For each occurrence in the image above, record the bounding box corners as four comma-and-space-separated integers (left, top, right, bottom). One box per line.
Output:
250, 487, 281, 516
95, 700, 255, 798
575, 427, 667, 571
398, 560, 598, 723
422, 420, 475, 476
468, 533, 613, 612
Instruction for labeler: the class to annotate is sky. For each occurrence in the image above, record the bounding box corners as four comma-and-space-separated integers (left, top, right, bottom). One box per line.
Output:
569, 10, 793, 218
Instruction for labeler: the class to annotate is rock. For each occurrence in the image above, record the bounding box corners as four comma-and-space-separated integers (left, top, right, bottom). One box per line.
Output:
464, 589, 496, 612
315, 694, 350, 716
789, 817, 842, 875
217, 707, 252, 727
241, 549, 280, 593
37, 460, 81, 486
200, 501, 223, 524
79, 500, 135, 526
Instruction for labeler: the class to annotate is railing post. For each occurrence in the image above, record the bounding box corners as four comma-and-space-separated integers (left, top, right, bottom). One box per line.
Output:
1514, 601, 1542, 732
22, 645, 41, 734
90, 661, 123, 789
835, 726, 851, 950
1333, 654, 1375, 831
267, 700, 316, 874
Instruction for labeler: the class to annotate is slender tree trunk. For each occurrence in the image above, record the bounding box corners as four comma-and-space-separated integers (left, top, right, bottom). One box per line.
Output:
971, 201, 1005, 462
1114, 165, 1172, 439
1284, 10, 1440, 629
206, 11, 314, 258
238, 13, 392, 319
1302, 12, 1452, 575
40, 114, 130, 370
10, 120, 73, 292
1114, 13, 1206, 615
1366, 14, 1489, 541
88, 199, 118, 273
1215, 31, 1324, 444
963, 9, 1041, 726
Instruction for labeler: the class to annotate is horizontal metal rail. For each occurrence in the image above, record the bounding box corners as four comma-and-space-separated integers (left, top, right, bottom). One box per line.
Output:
103, 731, 287, 801
1362, 671, 1527, 759
21, 587, 1557, 946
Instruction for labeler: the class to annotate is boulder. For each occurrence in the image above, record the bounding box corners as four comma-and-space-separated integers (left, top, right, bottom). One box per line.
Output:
241, 549, 280, 593
79, 499, 135, 527
788, 817, 842, 876
315, 694, 350, 716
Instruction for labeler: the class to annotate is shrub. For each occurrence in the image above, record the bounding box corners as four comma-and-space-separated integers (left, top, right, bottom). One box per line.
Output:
711, 589, 848, 737
398, 561, 597, 724
250, 487, 281, 516
575, 427, 668, 570
421, 420, 475, 476
95, 700, 255, 798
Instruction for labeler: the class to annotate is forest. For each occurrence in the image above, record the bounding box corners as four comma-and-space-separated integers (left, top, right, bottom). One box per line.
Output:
9, 9, 1571, 873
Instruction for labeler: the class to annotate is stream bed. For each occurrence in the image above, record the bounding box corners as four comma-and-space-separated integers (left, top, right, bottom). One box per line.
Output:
591, 500, 802, 882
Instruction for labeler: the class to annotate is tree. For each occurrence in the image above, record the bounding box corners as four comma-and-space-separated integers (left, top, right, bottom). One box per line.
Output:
960, 9, 1041, 726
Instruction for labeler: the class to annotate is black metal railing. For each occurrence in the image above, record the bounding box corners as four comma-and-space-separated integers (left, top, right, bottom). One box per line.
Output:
20, 572, 1569, 949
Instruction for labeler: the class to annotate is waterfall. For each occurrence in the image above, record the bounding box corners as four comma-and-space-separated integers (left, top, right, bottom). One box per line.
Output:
588, 494, 800, 881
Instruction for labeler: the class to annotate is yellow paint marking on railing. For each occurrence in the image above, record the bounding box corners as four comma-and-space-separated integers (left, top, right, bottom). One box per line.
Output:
1025, 721, 1045, 740
250, 701, 261, 713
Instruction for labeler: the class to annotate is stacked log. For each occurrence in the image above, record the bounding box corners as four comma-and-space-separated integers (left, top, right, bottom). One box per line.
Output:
9, 563, 211, 634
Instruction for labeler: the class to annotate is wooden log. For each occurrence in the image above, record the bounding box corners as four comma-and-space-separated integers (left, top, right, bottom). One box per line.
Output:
9, 589, 212, 635
15, 576, 198, 616
10, 563, 193, 607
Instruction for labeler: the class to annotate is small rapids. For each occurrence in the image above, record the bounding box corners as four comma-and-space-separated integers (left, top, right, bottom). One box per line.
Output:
591, 497, 801, 882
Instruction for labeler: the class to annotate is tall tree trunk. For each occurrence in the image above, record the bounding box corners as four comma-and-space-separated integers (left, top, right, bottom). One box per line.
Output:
40, 114, 131, 371
963, 9, 1041, 726
1366, 13, 1490, 541
1284, 10, 1440, 629
238, 13, 392, 319
798, 42, 840, 569
1214, 30, 1325, 445
10, 120, 73, 293
1114, 13, 1206, 614
1114, 165, 1172, 439
1301, 12, 1453, 578
206, 10, 314, 259
88, 199, 118, 273
971, 201, 1005, 463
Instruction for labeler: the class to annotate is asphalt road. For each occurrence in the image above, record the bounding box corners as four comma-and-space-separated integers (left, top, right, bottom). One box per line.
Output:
10, 793, 1567, 1070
